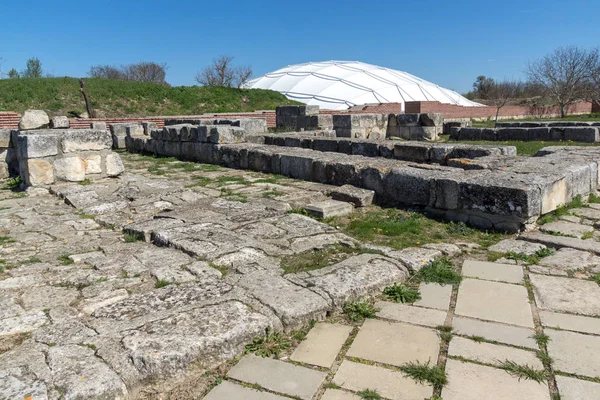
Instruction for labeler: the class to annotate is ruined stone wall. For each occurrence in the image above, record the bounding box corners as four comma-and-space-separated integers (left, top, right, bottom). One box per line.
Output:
452, 127, 600, 143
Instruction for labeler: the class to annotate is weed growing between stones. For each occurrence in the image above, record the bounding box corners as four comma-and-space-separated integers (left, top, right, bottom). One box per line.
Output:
78, 178, 92, 186
155, 279, 171, 288
343, 301, 380, 323
382, 283, 422, 304
498, 360, 548, 382
357, 389, 382, 399
415, 257, 462, 285
538, 195, 585, 224
123, 232, 143, 243
57, 254, 73, 265
468, 335, 486, 343
591, 273, 600, 285
219, 188, 248, 203
323, 382, 342, 389
399, 360, 447, 391
490, 248, 555, 265
23, 257, 41, 264
532, 333, 550, 347
582, 231, 594, 240
4, 176, 22, 190
245, 327, 291, 358
280, 244, 374, 274
262, 190, 284, 198
0, 236, 15, 245
589, 193, 600, 203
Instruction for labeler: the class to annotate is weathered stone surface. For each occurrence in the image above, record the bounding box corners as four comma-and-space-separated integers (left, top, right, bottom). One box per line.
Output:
228, 355, 326, 400
442, 359, 549, 400
305, 199, 354, 218
17, 132, 59, 158
519, 232, 600, 254
455, 279, 533, 327
347, 319, 440, 366
321, 389, 361, 400
461, 260, 524, 284
105, 153, 125, 176
329, 184, 374, 207
540, 310, 600, 335
387, 247, 442, 272
23, 158, 54, 186
530, 274, 600, 316
448, 336, 543, 368
571, 207, 600, 220
0, 311, 48, 336
290, 323, 352, 368
204, 381, 288, 400
487, 239, 546, 255
53, 156, 86, 182
537, 247, 600, 272
92, 121, 107, 131
84, 154, 102, 174
541, 220, 594, 238
61, 130, 112, 153
547, 328, 600, 377
19, 110, 49, 130
332, 360, 432, 400
51, 116, 69, 129
414, 282, 452, 310
555, 375, 600, 400
376, 301, 447, 327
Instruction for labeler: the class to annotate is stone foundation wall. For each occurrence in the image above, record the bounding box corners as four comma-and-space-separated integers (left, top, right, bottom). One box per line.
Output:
124, 124, 600, 232
0, 129, 18, 178
15, 129, 124, 186
451, 127, 600, 143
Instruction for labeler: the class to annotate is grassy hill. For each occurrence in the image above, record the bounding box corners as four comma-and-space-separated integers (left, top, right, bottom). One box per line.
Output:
0, 77, 302, 117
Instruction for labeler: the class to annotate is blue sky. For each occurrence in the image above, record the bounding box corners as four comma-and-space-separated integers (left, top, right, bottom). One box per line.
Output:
1, 0, 599, 93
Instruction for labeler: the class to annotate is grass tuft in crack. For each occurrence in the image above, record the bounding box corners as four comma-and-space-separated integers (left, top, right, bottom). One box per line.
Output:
498, 360, 548, 382
532, 332, 550, 347
415, 257, 462, 285
383, 283, 421, 304
399, 360, 447, 391
357, 389, 382, 399
343, 301, 380, 323
245, 327, 291, 358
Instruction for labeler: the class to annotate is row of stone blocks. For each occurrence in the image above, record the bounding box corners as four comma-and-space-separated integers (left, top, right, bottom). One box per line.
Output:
497, 121, 600, 128
126, 135, 599, 232
10, 129, 124, 186
451, 127, 600, 143
259, 134, 516, 164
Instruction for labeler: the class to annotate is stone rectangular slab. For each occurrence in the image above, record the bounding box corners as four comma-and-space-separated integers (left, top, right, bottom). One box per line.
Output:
539, 310, 600, 335
455, 278, 534, 328
555, 375, 600, 400
290, 323, 352, 368
547, 328, 600, 378
530, 274, 600, 316
448, 336, 543, 368
228, 355, 326, 400
442, 359, 550, 400
452, 316, 538, 349
520, 232, 600, 254
540, 221, 594, 239
375, 301, 447, 327
203, 381, 288, 400
414, 282, 452, 310
332, 360, 432, 400
461, 260, 524, 284
305, 200, 354, 218
321, 389, 361, 400
346, 319, 440, 366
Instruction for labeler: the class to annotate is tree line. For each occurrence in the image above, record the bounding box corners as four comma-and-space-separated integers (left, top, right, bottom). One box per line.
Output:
465, 46, 600, 121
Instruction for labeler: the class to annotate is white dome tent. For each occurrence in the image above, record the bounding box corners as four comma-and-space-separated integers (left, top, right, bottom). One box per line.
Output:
245, 60, 482, 111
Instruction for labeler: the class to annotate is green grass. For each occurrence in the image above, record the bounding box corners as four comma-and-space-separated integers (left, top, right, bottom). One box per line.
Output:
0, 236, 15, 245
23, 257, 41, 264
538, 194, 586, 224
399, 360, 448, 390
155, 279, 171, 288
383, 283, 422, 304
78, 178, 92, 186
280, 244, 374, 274
245, 327, 291, 358
357, 389, 382, 400
498, 360, 548, 383
57, 254, 73, 265
328, 208, 507, 250
496, 248, 556, 265
415, 257, 462, 285
532, 332, 550, 347
591, 273, 600, 285
343, 301, 380, 323
123, 232, 142, 243
3, 176, 22, 190
0, 77, 302, 116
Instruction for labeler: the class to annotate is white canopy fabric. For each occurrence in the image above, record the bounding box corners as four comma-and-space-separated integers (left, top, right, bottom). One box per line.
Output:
244, 60, 482, 111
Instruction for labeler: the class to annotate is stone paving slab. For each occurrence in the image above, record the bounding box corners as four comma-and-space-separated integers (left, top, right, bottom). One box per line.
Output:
442, 359, 550, 400
203, 381, 288, 400
555, 375, 600, 400
539, 310, 600, 335
227, 355, 327, 400
455, 278, 534, 328
321, 388, 362, 400
546, 328, 600, 378
346, 319, 440, 367
452, 316, 538, 349
488, 239, 546, 255
571, 207, 600, 220
290, 323, 352, 368
305, 199, 354, 218
414, 282, 452, 310
537, 247, 600, 272
520, 231, 600, 254
375, 301, 447, 327
541, 220, 594, 239
448, 336, 543, 369
461, 260, 524, 284
332, 360, 433, 400
530, 274, 600, 316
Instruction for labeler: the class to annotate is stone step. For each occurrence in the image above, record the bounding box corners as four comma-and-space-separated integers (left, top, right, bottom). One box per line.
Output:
305, 199, 354, 218
519, 231, 600, 254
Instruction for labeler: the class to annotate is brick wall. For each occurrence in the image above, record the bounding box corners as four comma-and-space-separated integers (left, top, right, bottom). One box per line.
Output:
0, 112, 20, 129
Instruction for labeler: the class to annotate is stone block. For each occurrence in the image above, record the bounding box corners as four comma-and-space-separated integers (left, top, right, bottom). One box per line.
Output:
0, 128, 13, 147
457, 127, 482, 140
383, 166, 434, 206
332, 115, 351, 130
419, 113, 443, 127
125, 124, 143, 137
313, 139, 339, 153
351, 141, 379, 157
409, 126, 438, 140
62, 130, 113, 153
527, 127, 551, 141
54, 156, 86, 182
318, 114, 333, 130
290, 323, 352, 368
92, 121, 107, 131
330, 184, 374, 207
105, 153, 124, 177
394, 143, 431, 162
305, 200, 354, 218
497, 128, 529, 141
231, 118, 267, 134
17, 132, 60, 159
549, 127, 565, 141
51, 116, 70, 129
564, 127, 599, 143
141, 121, 158, 135
19, 110, 50, 130
84, 155, 102, 174
394, 113, 420, 127
209, 126, 246, 144
143, 138, 156, 154
163, 141, 181, 158
279, 154, 314, 180
22, 158, 54, 186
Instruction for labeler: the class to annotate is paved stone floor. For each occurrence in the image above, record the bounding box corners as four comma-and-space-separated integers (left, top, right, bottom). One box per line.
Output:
1, 152, 600, 399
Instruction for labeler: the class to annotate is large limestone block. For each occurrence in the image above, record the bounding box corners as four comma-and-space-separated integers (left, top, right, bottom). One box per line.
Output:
51, 116, 69, 128
84, 155, 102, 174
19, 110, 49, 130
23, 158, 54, 186
16, 133, 60, 158
62, 129, 112, 152
105, 153, 125, 177
54, 156, 86, 182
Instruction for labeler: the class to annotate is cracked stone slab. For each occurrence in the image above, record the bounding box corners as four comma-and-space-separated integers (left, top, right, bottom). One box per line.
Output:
386, 247, 442, 271
520, 231, 600, 254
571, 207, 600, 220
537, 247, 600, 272
228, 355, 326, 400
530, 274, 600, 316
448, 336, 543, 368
540, 221, 594, 238
376, 301, 447, 327
539, 310, 600, 335
0, 311, 48, 336
452, 316, 538, 349
0, 367, 49, 400
461, 260, 524, 284
122, 301, 271, 378
487, 239, 546, 255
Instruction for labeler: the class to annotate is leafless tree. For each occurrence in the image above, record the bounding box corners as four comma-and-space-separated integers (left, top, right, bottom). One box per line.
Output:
481, 80, 524, 126
472, 75, 496, 99
88, 62, 168, 85
526, 46, 600, 117
195, 56, 253, 88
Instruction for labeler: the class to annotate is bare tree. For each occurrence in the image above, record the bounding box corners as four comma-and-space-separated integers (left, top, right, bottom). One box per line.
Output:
481, 80, 524, 126
88, 62, 168, 85
89, 65, 124, 80
526, 46, 600, 117
195, 56, 253, 88
22, 57, 43, 78
472, 75, 496, 99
